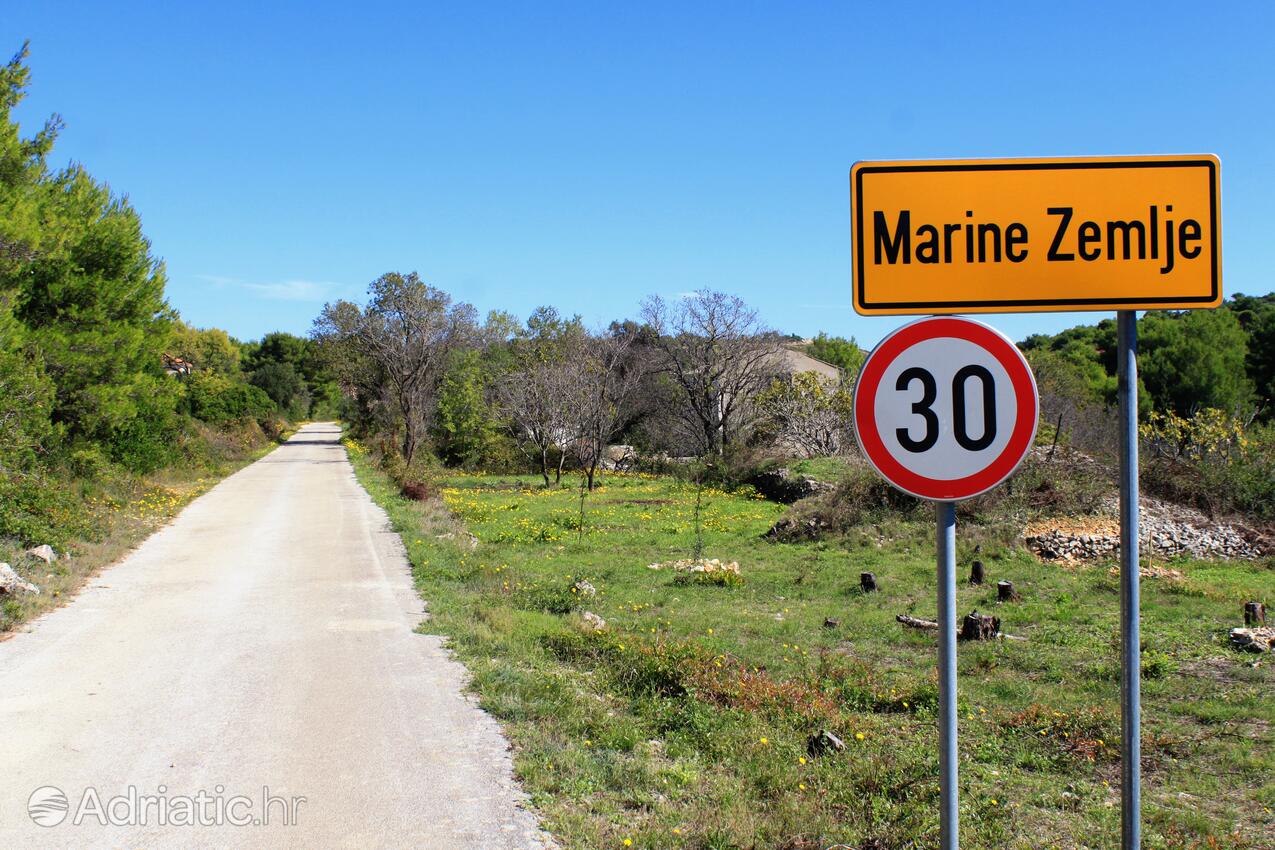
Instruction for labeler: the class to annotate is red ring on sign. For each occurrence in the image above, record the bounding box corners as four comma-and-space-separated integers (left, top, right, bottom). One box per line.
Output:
853, 317, 1038, 501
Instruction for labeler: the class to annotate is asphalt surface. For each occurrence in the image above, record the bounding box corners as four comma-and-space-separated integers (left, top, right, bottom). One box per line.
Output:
0, 423, 553, 849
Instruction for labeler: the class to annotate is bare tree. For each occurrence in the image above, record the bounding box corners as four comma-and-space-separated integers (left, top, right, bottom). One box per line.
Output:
313, 272, 476, 464
575, 326, 650, 489
755, 371, 854, 457
640, 290, 783, 456
496, 307, 590, 486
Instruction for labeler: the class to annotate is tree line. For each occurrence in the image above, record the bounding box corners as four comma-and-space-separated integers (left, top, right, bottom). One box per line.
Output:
0, 44, 340, 544
313, 274, 862, 488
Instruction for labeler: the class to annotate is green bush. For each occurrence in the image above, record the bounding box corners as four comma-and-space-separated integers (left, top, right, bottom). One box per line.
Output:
1141, 417, 1275, 520
769, 459, 920, 541
249, 361, 307, 414
185, 372, 274, 425
67, 446, 110, 480
105, 375, 186, 473
0, 473, 96, 547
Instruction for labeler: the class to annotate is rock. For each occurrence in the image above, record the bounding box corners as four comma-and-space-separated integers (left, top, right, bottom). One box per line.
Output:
599, 445, 638, 471
646, 559, 741, 576
806, 729, 846, 757
764, 515, 825, 541
0, 562, 40, 595
27, 544, 57, 563
749, 467, 834, 504
1024, 495, 1268, 563
1230, 626, 1275, 653
571, 580, 597, 597
581, 611, 607, 631
435, 531, 479, 551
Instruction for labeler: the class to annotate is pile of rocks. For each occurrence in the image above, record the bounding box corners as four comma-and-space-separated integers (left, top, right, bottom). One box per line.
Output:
1026, 495, 1269, 562
434, 531, 479, 551
1230, 626, 1275, 653
646, 558, 741, 576
748, 467, 835, 504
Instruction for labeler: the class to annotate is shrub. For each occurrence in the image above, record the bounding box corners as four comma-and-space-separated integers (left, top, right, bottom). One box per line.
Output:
67, 446, 110, 480
1141, 415, 1275, 520
672, 568, 745, 587
185, 372, 274, 425
249, 361, 307, 414
0, 472, 96, 547
105, 375, 186, 473
768, 458, 920, 541
401, 481, 435, 501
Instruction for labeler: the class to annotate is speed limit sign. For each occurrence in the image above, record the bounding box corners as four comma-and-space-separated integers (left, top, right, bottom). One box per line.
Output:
853, 316, 1038, 501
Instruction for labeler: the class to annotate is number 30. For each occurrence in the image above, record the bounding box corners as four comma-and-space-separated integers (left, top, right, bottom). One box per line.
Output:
895, 366, 997, 453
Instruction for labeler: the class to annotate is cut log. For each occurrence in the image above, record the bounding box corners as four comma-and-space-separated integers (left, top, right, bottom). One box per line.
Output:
997, 580, 1020, 603
960, 611, 1000, 641
860, 572, 878, 593
969, 560, 985, 585
1244, 601, 1267, 627
896, 614, 940, 631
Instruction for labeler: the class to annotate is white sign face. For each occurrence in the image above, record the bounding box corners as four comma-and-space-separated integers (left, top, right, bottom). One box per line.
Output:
853, 317, 1039, 501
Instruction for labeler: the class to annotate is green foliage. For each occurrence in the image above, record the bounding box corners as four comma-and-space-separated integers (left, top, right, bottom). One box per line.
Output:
249, 360, 307, 414
0, 472, 94, 548
105, 374, 186, 473
15, 164, 172, 441
1139, 309, 1252, 415
1022, 322, 1121, 408
0, 321, 54, 472
804, 332, 864, 373
185, 371, 274, 425
436, 348, 500, 467
169, 321, 241, 374
0, 42, 59, 281
1229, 292, 1275, 415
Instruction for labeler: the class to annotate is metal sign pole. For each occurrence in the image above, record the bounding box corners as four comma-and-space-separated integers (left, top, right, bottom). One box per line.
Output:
937, 500, 959, 850
1117, 310, 1141, 849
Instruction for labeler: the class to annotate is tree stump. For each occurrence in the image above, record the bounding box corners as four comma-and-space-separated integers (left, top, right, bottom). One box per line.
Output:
806, 729, 846, 757
997, 580, 1020, 603
969, 560, 985, 585
860, 572, 878, 593
960, 611, 1000, 641
1244, 601, 1267, 627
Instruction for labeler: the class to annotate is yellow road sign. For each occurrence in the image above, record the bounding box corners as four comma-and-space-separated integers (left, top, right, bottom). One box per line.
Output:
850, 155, 1221, 315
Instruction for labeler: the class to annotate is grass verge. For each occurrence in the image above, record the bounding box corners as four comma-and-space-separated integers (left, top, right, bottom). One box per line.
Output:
346, 439, 1275, 850
1, 420, 293, 634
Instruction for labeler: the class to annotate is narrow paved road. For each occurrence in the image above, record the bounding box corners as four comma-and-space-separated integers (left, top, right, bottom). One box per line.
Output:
0, 423, 552, 849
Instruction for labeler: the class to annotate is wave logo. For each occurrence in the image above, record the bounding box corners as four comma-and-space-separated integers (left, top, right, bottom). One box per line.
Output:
27, 786, 70, 827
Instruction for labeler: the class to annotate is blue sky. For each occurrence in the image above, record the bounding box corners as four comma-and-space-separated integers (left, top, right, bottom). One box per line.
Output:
5, 1, 1274, 345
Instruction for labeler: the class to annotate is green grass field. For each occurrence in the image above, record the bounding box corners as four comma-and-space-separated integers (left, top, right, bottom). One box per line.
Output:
346, 441, 1274, 850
